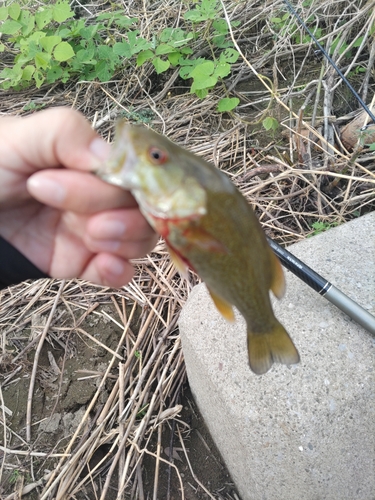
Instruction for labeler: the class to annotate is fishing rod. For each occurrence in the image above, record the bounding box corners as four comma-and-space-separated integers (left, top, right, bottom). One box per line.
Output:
272, 3, 375, 334
267, 237, 375, 335
283, 0, 375, 126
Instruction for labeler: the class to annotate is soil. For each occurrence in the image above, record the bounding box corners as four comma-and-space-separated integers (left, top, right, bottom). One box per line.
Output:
0, 302, 239, 500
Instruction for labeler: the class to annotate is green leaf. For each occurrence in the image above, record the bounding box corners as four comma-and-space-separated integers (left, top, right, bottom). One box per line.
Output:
35, 51, 51, 69
19, 38, 43, 62
213, 19, 228, 34
75, 47, 96, 64
79, 25, 99, 40
190, 60, 214, 75
113, 16, 135, 29
46, 64, 63, 83
155, 44, 174, 55
152, 57, 170, 74
53, 41, 75, 62
52, 1, 74, 23
20, 11, 35, 36
191, 75, 217, 91
353, 36, 364, 48
136, 49, 154, 66
97, 45, 113, 60
168, 51, 181, 66
212, 35, 226, 48
184, 0, 218, 22
0, 64, 22, 84
127, 32, 152, 54
35, 8, 52, 29
94, 60, 113, 81
113, 42, 132, 58
58, 28, 71, 38
195, 88, 209, 99
40, 36, 62, 54
8, 2, 20, 20
22, 64, 35, 81
0, 6, 8, 21
0, 43, 4, 52
213, 62, 231, 78
217, 97, 239, 112
34, 69, 45, 88
1, 19, 22, 34
180, 46, 193, 55
262, 116, 279, 131
220, 48, 239, 63
159, 27, 193, 48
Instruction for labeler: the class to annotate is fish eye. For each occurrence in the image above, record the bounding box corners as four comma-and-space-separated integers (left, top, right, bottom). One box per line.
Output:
148, 146, 168, 165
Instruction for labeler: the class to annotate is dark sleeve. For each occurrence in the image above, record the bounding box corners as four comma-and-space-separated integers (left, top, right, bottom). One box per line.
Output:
0, 236, 49, 289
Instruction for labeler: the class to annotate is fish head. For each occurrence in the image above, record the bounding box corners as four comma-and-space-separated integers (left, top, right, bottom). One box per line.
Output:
97, 122, 207, 221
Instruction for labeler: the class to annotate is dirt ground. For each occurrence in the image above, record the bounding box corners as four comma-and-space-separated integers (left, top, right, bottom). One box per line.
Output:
0, 298, 239, 499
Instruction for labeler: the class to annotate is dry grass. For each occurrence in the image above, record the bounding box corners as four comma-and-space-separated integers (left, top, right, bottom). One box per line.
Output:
0, 0, 374, 498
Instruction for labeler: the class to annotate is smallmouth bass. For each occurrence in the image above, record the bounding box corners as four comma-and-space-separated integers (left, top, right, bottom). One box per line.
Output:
97, 122, 300, 375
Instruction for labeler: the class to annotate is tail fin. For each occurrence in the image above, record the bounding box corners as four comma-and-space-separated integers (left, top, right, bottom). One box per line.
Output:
247, 322, 300, 375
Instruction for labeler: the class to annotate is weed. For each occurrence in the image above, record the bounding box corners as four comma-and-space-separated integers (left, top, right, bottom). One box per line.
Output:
0, 0, 240, 112
309, 221, 339, 236
262, 116, 279, 132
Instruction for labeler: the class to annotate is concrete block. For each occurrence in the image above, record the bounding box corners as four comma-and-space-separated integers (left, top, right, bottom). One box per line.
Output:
179, 212, 375, 500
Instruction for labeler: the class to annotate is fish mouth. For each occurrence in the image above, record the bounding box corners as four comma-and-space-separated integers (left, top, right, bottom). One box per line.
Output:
95, 130, 140, 190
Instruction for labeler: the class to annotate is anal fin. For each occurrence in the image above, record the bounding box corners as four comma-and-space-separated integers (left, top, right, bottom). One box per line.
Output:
269, 249, 286, 299
207, 286, 235, 323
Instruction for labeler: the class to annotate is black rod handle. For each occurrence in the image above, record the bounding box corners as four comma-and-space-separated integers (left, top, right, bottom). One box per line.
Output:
267, 237, 375, 336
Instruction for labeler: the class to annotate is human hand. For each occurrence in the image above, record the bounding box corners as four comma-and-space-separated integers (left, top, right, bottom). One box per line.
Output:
0, 107, 158, 287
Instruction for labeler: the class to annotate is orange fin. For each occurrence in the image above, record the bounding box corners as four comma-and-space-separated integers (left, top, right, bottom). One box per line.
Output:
247, 322, 300, 375
207, 287, 235, 323
183, 227, 228, 254
269, 249, 285, 299
167, 245, 189, 279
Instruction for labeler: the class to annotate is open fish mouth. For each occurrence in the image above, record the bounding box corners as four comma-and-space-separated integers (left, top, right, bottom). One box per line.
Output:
95, 141, 140, 191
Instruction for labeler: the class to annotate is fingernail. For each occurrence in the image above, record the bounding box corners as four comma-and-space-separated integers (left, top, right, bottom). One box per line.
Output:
96, 220, 126, 239
107, 259, 125, 276
94, 240, 121, 252
28, 176, 66, 203
89, 137, 111, 165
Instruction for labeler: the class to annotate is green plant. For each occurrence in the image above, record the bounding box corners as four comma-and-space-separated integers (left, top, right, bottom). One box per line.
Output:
136, 0, 240, 110
23, 100, 46, 111
8, 469, 21, 485
0, 0, 240, 112
309, 221, 338, 236
262, 116, 279, 132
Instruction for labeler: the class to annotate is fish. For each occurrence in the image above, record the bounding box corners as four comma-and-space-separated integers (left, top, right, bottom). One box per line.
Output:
96, 122, 300, 375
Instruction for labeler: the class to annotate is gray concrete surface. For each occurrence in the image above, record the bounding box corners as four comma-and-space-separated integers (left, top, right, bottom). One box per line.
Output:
179, 212, 375, 500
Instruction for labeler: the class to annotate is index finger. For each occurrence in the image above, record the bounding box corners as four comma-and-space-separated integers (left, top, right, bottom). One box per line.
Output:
0, 107, 109, 174
27, 169, 137, 213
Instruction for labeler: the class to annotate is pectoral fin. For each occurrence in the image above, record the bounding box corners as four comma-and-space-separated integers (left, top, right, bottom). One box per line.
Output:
269, 249, 285, 299
167, 244, 189, 279
207, 287, 235, 322
183, 227, 228, 253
